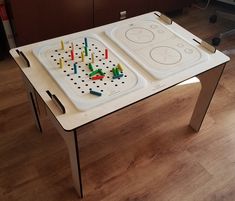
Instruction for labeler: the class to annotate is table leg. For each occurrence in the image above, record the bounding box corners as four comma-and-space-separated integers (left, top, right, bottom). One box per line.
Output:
73, 130, 84, 198
60, 130, 83, 198
46, 109, 83, 198
60, 131, 83, 198
22, 73, 84, 197
29, 92, 42, 132
22, 74, 42, 132
190, 64, 226, 131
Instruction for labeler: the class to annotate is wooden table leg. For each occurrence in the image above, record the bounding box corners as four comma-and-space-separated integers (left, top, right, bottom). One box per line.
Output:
61, 130, 83, 198
47, 109, 83, 198
22, 74, 42, 132
190, 64, 226, 131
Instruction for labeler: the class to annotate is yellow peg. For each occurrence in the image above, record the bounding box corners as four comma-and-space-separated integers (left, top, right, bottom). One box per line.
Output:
59, 58, 64, 68
71, 42, 74, 51
91, 52, 95, 63
81, 51, 85, 62
117, 63, 123, 72
61, 40, 64, 50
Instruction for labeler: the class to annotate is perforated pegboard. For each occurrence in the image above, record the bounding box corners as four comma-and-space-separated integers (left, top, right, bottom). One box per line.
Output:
106, 19, 209, 79
33, 35, 146, 111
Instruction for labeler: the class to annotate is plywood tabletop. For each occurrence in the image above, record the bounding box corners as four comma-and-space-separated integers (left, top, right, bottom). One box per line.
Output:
10, 11, 230, 131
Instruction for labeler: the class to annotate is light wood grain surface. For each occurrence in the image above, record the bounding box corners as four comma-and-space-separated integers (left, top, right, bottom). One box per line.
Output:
9, 11, 229, 131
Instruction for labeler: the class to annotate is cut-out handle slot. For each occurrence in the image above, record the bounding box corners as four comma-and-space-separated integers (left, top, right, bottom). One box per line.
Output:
16, 49, 30, 67
193, 39, 216, 53
154, 12, 172, 25
46, 90, 66, 114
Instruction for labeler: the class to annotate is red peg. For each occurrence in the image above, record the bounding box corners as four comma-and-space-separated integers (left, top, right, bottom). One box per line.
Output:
92, 75, 104, 80
105, 48, 108, 59
71, 50, 74, 60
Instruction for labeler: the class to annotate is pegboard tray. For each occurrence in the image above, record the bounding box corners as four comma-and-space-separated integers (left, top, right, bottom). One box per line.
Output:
33, 34, 146, 111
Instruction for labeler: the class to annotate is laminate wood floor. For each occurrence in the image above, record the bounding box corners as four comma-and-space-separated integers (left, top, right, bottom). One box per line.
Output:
1, 5, 235, 201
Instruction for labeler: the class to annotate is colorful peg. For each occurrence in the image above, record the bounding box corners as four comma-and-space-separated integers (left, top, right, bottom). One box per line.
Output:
71, 50, 74, 60
59, 58, 64, 68
105, 48, 108, 59
91, 53, 95, 63
89, 69, 100, 77
61, 40, 64, 50
115, 68, 120, 76
90, 90, 102, 96
91, 75, 104, 80
113, 74, 124, 79
88, 63, 93, 71
84, 46, 88, 56
84, 37, 88, 47
81, 51, 85, 62
98, 69, 105, 76
74, 63, 77, 74
112, 67, 116, 76
71, 42, 74, 51
117, 63, 123, 72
